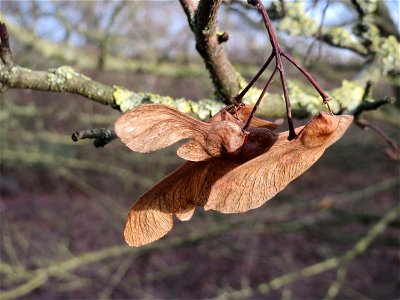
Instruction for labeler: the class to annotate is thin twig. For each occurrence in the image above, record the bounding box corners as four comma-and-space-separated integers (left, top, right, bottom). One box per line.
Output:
234, 52, 275, 104
1, 148, 154, 188
323, 265, 348, 300
247, 0, 297, 139
245, 0, 334, 139
351, 81, 393, 118
71, 128, 117, 148
355, 118, 400, 153
303, 0, 330, 66
351, 81, 399, 155
281, 51, 332, 105
243, 67, 278, 131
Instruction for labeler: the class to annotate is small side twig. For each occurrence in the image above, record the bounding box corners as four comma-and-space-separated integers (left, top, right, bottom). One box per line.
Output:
71, 128, 117, 148
351, 81, 399, 158
303, 0, 330, 67
246, 0, 297, 139
234, 52, 275, 105
351, 81, 393, 118
352, 97, 393, 118
243, 67, 277, 131
281, 51, 332, 105
355, 118, 400, 154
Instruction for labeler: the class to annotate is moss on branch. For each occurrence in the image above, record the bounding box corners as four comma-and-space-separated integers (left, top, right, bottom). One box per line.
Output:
1, 64, 366, 121
277, 2, 368, 56
0, 65, 115, 106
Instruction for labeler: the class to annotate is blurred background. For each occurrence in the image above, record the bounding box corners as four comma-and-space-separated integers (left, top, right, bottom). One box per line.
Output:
0, 1, 399, 299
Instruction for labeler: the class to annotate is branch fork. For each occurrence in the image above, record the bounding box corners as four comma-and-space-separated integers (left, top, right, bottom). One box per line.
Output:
234, 0, 333, 140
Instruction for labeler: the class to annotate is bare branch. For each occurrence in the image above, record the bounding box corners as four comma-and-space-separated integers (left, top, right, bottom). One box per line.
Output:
0, 65, 227, 118
351, 80, 395, 118
303, 0, 330, 66
352, 97, 394, 118
71, 128, 117, 148
351, 81, 399, 158
0, 65, 116, 107
355, 118, 400, 155
179, 0, 198, 27
180, 0, 241, 104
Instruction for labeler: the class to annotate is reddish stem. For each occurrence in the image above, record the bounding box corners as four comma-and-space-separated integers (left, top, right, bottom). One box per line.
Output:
238, 0, 334, 139
234, 52, 275, 105
356, 119, 400, 152
243, 67, 278, 131
249, 0, 296, 140
282, 51, 332, 105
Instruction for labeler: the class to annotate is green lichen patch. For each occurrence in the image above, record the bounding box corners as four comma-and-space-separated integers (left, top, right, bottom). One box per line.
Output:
46, 66, 87, 91
330, 80, 364, 112
378, 36, 400, 76
287, 81, 321, 116
142, 93, 176, 107
278, 2, 318, 36
194, 98, 223, 120
113, 86, 143, 112
113, 87, 223, 120
142, 93, 223, 120
174, 98, 195, 113
355, 0, 378, 14
328, 28, 357, 48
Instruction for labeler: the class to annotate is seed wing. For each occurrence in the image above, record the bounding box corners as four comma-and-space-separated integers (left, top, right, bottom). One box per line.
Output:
115, 104, 209, 153
124, 159, 240, 246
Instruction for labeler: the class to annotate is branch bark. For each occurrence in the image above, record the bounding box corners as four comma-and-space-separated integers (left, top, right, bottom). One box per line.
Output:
0, 65, 226, 118
180, 0, 242, 104
0, 64, 376, 121
0, 66, 116, 107
71, 128, 117, 147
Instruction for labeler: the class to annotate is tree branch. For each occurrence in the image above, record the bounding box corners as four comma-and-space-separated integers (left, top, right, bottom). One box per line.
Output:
0, 65, 225, 118
71, 128, 117, 148
355, 118, 400, 157
1, 62, 372, 123
350, 81, 399, 158
180, 0, 242, 103
0, 65, 116, 106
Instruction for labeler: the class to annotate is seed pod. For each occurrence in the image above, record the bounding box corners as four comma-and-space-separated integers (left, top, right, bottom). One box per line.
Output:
121, 109, 353, 246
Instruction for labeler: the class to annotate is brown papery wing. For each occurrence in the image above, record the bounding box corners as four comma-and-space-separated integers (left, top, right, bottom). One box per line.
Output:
124, 159, 240, 246
205, 114, 353, 214
250, 117, 283, 130
209, 104, 282, 130
177, 140, 212, 161
115, 104, 209, 153
235, 104, 282, 130
204, 138, 324, 213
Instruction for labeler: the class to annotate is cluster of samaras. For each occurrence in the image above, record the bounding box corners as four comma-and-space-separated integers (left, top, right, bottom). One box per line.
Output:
115, 103, 353, 246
